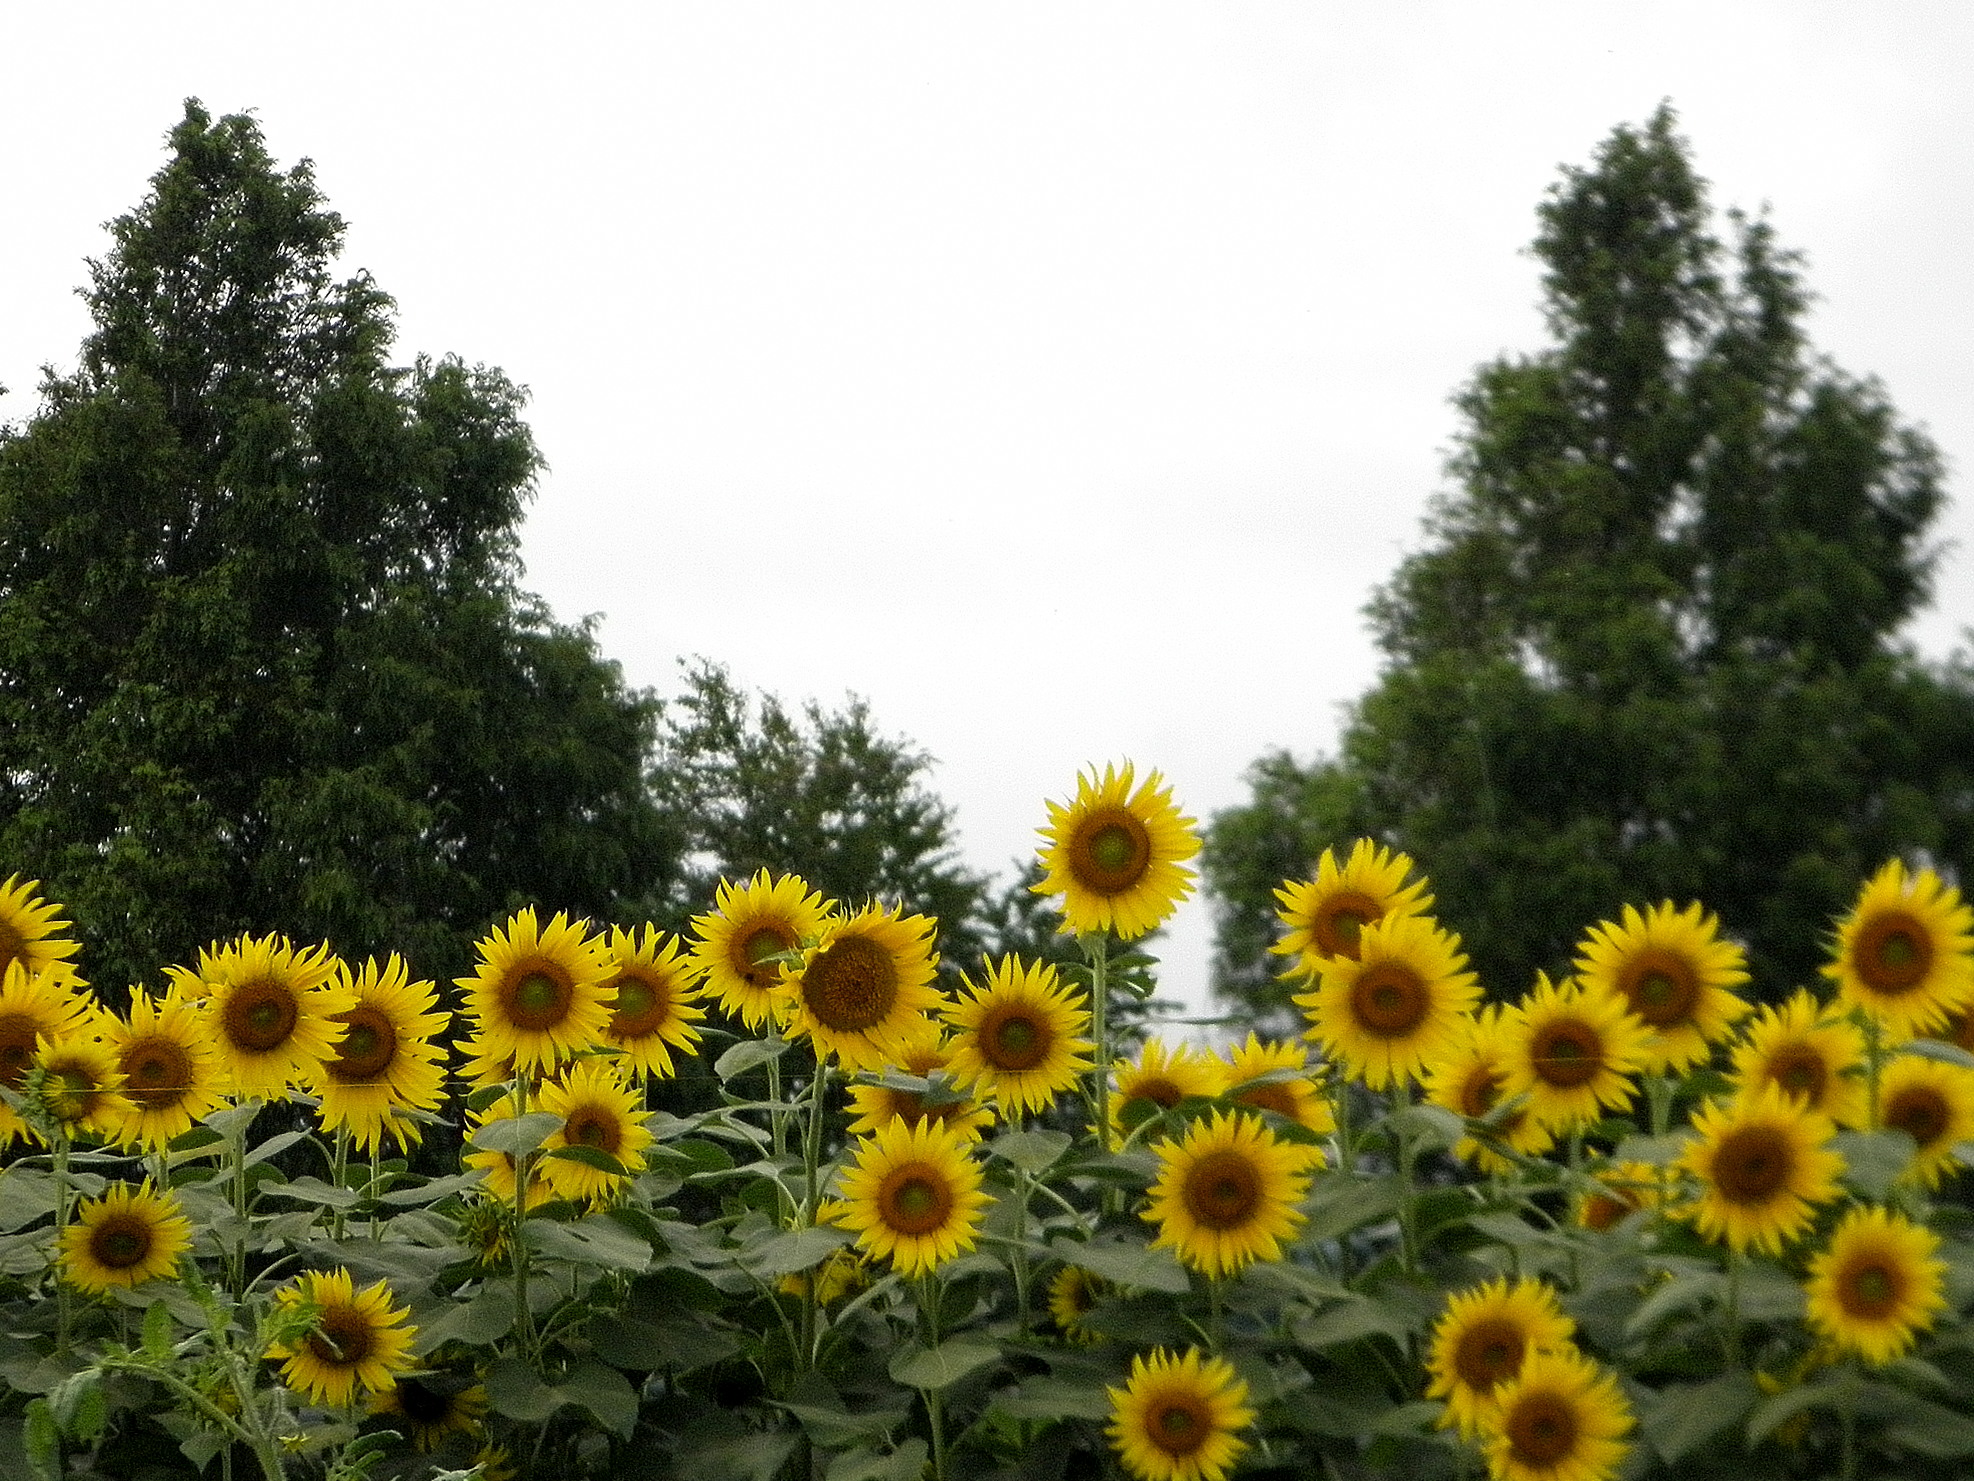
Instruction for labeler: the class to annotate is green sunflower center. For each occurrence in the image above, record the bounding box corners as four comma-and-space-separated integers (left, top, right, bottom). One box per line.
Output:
1069, 808, 1152, 895
879, 1166, 953, 1235
1767, 1045, 1829, 1104
1856, 910, 1933, 994
1315, 891, 1381, 959
802, 935, 898, 1033
330, 1006, 398, 1083
308, 1306, 378, 1369
1626, 951, 1699, 1027
224, 980, 300, 1053
985, 1009, 1049, 1071
1152, 1398, 1210, 1456
567, 1108, 620, 1152
1841, 1259, 1901, 1318
503, 964, 575, 1032
1507, 1393, 1579, 1467
1182, 1149, 1263, 1231
1350, 963, 1429, 1038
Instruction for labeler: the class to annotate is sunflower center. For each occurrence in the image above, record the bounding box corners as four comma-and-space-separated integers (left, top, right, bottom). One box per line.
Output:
1507, 1392, 1580, 1467
1625, 952, 1699, 1027
1151, 1397, 1211, 1457
394, 1378, 451, 1426
1714, 1124, 1793, 1203
1767, 1046, 1829, 1104
329, 1006, 398, 1084
44, 1064, 102, 1123
1459, 1064, 1502, 1120
1581, 1187, 1636, 1233
610, 975, 664, 1036
1839, 1259, 1903, 1319
566, 1108, 621, 1153
802, 936, 898, 1033
984, 1008, 1049, 1071
1315, 892, 1381, 959
879, 1166, 953, 1235
1239, 1082, 1299, 1120
1182, 1149, 1262, 1231
121, 1037, 193, 1109
1068, 808, 1152, 895
502, 966, 575, 1032
307, 1306, 377, 1369
1453, 1316, 1525, 1392
1884, 1086, 1949, 1150
223, 979, 300, 1053
89, 1212, 154, 1271
1531, 1020, 1603, 1088
1856, 911, 1933, 994
1350, 963, 1429, 1037
0, 1013, 39, 1088
738, 925, 796, 987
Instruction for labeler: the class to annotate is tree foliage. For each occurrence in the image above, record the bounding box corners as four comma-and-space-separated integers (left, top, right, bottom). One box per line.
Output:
1208, 106, 1974, 1028
0, 101, 678, 996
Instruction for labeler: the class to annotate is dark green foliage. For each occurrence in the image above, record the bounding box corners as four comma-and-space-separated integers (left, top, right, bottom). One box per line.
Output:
0, 101, 677, 996
1208, 106, 1974, 1028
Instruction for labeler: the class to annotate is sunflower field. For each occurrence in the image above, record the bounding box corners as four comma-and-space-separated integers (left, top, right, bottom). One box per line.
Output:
5, 762, 1974, 1481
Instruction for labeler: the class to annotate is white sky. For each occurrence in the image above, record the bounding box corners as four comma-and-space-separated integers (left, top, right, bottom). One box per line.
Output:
5, 4, 1972, 1026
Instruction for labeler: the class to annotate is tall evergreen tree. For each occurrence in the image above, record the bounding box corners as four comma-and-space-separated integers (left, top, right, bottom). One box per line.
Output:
0, 101, 677, 995
1207, 106, 1974, 1027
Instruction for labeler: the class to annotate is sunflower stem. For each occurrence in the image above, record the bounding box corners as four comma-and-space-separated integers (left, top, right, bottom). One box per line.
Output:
1723, 1248, 1745, 1368
1334, 1080, 1355, 1179
52, 1129, 73, 1356
1208, 1275, 1226, 1355
1088, 934, 1112, 1154
226, 1101, 255, 1299
917, 1274, 948, 1481
798, 1056, 831, 1371
330, 1127, 349, 1243
1840, 1369, 1859, 1481
512, 1071, 539, 1365
1863, 1014, 1885, 1130
1393, 1080, 1418, 1273
1011, 1160, 1034, 1339
1647, 1073, 1674, 1138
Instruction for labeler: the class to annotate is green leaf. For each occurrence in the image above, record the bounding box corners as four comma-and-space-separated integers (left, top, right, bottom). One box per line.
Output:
467, 1111, 563, 1157
259, 1175, 358, 1209
1884, 1395, 1974, 1457
1610, 1132, 1688, 1166
22, 1401, 57, 1481
1747, 1375, 1850, 1442
48, 1369, 105, 1444
378, 1171, 486, 1206
522, 1216, 654, 1271
590, 1312, 741, 1374
716, 1037, 790, 1081
1294, 1296, 1413, 1350
824, 1440, 929, 1481
1048, 1236, 1190, 1294
482, 1356, 639, 1437
989, 1128, 1073, 1173
887, 1338, 1002, 1391
741, 1224, 855, 1278
1624, 1268, 1724, 1341
412, 1285, 517, 1353
543, 1144, 631, 1178
993, 1374, 1115, 1422
142, 1299, 174, 1359
1642, 1371, 1760, 1465
1835, 1130, 1914, 1200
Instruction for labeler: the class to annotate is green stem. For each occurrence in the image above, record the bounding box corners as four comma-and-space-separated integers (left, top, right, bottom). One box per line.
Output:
1334, 1081, 1354, 1178
1723, 1249, 1745, 1369
228, 1102, 254, 1298
1208, 1276, 1226, 1355
1088, 934, 1112, 1152
513, 1073, 538, 1363
918, 1273, 948, 1481
1863, 1016, 1885, 1130
1393, 1081, 1418, 1272
798, 1057, 831, 1371
1647, 1073, 1674, 1138
330, 1128, 349, 1243
53, 1132, 73, 1356
1012, 1162, 1034, 1339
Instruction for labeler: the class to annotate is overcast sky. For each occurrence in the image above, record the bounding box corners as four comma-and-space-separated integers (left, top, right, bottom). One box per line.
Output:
6, 4, 1972, 1027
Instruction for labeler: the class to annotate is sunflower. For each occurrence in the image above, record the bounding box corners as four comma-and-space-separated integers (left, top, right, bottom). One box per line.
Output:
370, 1374, 488, 1452
1424, 1276, 1577, 1440
0, 962, 94, 1145
784, 903, 943, 1073
200, 933, 353, 1098
1728, 989, 1868, 1128
1804, 1203, 1948, 1366
776, 1246, 870, 1305
1876, 1054, 1974, 1187
1033, 762, 1199, 940
1105, 1347, 1254, 1481
458, 908, 612, 1078
1422, 1006, 1556, 1175
462, 1093, 556, 1211
1111, 1039, 1225, 1141
97, 982, 225, 1151
1482, 1347, 1633, 1481
598, 925, 706, 1078
268, 1267, 417, 1409
1573, 1159, 1668, 1233
31, 1032, 126, 1141
0, 875, 81, 984
688, 870, 833, 1032
536, 1059, 654, 1204
844, 1029, 994, 1140
1143, 1108, 1320, 1278
1499, 974, 1648, 1134
1047, 1265, 1111, 1345
942, 955, 1093, 1118
1270, 839, 1432, 978
825, 1116, 990, 1277
1295, 912, 1480, 1090
60, 1182, 194, 1294
1677, 1082, 1845, 1254
304, 955, 449, 1155
1573, 901, 1750, 1073
1217, 1034, 1335, 1136
1823, 860, 1974, 1040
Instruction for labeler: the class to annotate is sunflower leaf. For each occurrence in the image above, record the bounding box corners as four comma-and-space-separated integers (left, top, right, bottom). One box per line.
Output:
741, 1224, 855, 1278
258, 1176, 359, 1209
542, 1145, 630, 1177
1835, 1130, 1915, 1200
1047, 1235, 1190, 1294
1641, 1371, 1761, 1465
716, 1038, 790, 1081
467, 1112, 563, 1157
887, 1338, 1001, 1391
988, 1130, 1072, 1173
823, 1440, 929, 1481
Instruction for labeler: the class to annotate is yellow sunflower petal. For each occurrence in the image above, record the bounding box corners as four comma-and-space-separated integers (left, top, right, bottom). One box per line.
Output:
1033, 762, 1198, 941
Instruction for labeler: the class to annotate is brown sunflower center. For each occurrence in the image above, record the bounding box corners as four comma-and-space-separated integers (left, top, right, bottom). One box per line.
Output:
121, 1036, 194, 1109
1855, 911, 1933, 995
566, 1107, 621, 1152
1884, 1086, 1950, 1150
1767, 1045, 1829, 1104
307, 1306, 377, 1369
89, 1212, 154, 1271
610, 974, 665, 1036
983, 1007, 1050, 1071
879, 1166, 952, 1235
1350, 963, 1429, 1038
223, 979, 300, 1053
1314, 891, 1381, 960
1127, 1075, 1184, 1111
1238, 1082, 1300, 1120
1506, 1392, 1580, 1467
1624, 951, 1699, 1027
1713, 1124, 1794, 1204
1150, 1396, 1212, 1457
802, 936, 898, 1033
502, 963, 575, 1032
1182, 1149, 1262, 1231
1068, 808, 1152, 896
1838, 1257, 1903, 1319
329, 1006, 398, 1084
1453, 1316, 1525, 1392
1459, 1063, 1502, 1119
1580, 1186, 1637, 1233
1530, 1020, 1604, 1089
737, 924, 796, 988
0, 1013, 39, 1089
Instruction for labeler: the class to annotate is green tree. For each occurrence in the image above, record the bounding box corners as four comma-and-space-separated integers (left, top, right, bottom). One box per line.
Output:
1207, 106, 1974, 1028
0, 101, 678, 996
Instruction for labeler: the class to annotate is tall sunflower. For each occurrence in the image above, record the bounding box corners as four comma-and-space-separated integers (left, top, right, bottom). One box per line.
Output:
457, 908, 611, 1078
200, 933, 353, 1098
60, 1182, 194, 1293
32, 1032, 127, 1142
302, 955, 449, 1154
598, 925, 706, 1078
687, 870, 833, 1032
844, 1029, 994, 1140
1111, 1039, 1225, 1141
99, 982, 225, 1151
1033, 762, 1198, 940
1677, 1082, 1845, 1254
1270, 839, 1432, 978
0, 962, 94, 1146
1105, 1347, 1254, 1481
1424, 1276, 1577, 1440
1499, 973, 1648, 1134
1422, 1006, 1556, 1175
1823, 860, 1974, 1040
462, 1093, 556, 1211
1728, 989, 1867, 1128
1047, 1265, 1111, 1345
1876, 1054, 1974, 1187
1805, 1203, 1948, 1366
1573, 901, 1750, 1073
1295, 913, 1480, 1090
1217, 1034, 1335, 1136
537, 1058, 654, 1204
1143, 1109, 1321, 1278
942, 955, 1093, 1118
784, 903, 943, 1073
1482, 1347, 1633, 1481
825, 1116, 990, 1277
0, 877, 81, 988
268, 1268, 417, 1408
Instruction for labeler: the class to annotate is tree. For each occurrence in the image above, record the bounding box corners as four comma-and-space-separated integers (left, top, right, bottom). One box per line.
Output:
1207, 106, 1974, 1028
0, 101, 679, 996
